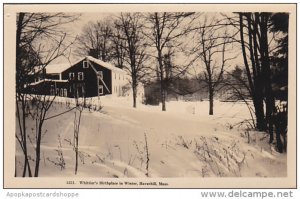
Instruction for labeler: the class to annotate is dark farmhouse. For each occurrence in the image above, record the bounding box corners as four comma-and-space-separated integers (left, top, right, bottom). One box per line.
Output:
27, 56, 127, 98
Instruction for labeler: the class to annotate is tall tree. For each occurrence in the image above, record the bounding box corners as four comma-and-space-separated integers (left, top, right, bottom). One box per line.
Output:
239, 13, 268, 131
110, 24, 126, 69
75, 19, 114, 62
269, 13, 288, 101
238, 12, 289, 152
269, 13, 289, 152
114, 13, 150, 108
144, 12, 194, 111
16, 12, 78, 176
190, 16, 235, 115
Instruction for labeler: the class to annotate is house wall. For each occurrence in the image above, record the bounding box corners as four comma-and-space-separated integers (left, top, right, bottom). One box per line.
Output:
27, 81, 69, 97
29, 57, 128, 98
61, 59, 113, 97
45, 73, 60, 80
111, 71, 128, 96
89, 60, 112, 96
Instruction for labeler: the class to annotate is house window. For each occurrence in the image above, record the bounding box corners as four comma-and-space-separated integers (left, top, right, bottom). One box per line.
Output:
50, 85, 54, 95
56, 88, 59, 95
83, 61, 89, 68
60, 88, 64, 96
69, 72, 75, 80
98, 85, 104, 95
97, 71, 103, 79
98, 77, 102, 86
64, 89, 68, 97
78, 72, 84, 81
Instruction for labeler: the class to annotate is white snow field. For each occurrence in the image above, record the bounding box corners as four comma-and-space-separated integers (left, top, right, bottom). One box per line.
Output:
15, 96, 287, 177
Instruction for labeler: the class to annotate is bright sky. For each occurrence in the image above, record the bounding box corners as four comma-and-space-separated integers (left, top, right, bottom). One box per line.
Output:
53, 13, 116, 63
66, 13, 114, 38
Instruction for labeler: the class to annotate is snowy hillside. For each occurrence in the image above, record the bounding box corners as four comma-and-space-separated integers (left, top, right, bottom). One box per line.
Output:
15, 96, 286, 177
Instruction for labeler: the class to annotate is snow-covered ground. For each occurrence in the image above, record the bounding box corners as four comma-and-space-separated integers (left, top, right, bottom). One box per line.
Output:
15, 96, 287, 178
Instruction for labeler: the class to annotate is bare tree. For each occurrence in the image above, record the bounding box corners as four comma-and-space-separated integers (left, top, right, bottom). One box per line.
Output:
220, 12, 289, 152
114, 13, 150, 108
73, 100, 84, 175
16, 12, 78, 177
30, 94, 56, 177
75, 19, 114, 62
190, 16, 235, 115
238, 13, 276, 132
144, 12, 194, 111
110, 24, 126, 69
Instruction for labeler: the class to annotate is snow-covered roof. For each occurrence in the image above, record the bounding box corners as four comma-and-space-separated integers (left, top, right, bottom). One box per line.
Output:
38, 56, 125, 74
27, 79, 68, 86
45, 58, 82, 74
86, 56, 125, 74
45, 63, 72, 74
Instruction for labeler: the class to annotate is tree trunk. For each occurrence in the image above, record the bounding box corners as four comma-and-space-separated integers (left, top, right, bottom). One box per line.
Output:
132, 85, 137, 108
74, 110, 82, 175
239, 13, 267, 131
34, 123, 43, 177
259, 13, 276, 141
252, 93, 266, 131
266, 95, 275, 142
21, 98, 32, 177
75, 139, 78, 175
161, 82, 166, 111
275, 128, 283, 153
208, 87, 214, 115
16, 13, 25, 92
16, 13, 33, 177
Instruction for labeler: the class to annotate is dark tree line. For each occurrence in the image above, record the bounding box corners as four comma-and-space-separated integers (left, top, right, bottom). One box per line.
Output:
237, 12, 288, 152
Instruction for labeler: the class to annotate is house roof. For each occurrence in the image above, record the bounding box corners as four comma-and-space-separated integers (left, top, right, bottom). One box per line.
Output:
41, 56, 125, 74
45, 63, 71, 74
29, 58, 82, 75
27, 79, 68, 86
45, 63, 73, 74
86, 56, 125, 74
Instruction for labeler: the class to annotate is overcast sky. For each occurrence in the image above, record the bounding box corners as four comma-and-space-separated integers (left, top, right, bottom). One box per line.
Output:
56, 12, 243, 75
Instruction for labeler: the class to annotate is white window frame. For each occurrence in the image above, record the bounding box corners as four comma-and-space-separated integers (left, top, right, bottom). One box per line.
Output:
98, 85, 104, 95
83, 61, 89, 68
98, 77, 102, 86
64, 88, 68, 97
69, 72, 75, 80
50, 85, 54, 95
98, 71, 103, 79
78, 72, 84, 81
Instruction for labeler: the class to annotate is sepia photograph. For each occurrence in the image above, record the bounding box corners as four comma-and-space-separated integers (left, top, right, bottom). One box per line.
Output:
3, 3, 297, 188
